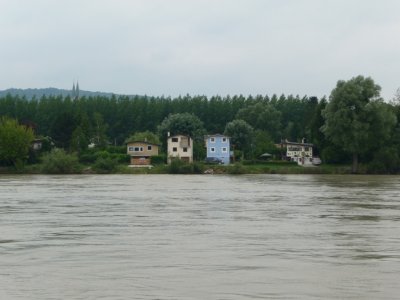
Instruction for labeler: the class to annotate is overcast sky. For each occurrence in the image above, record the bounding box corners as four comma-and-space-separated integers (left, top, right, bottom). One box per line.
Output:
1, 0, 400, 100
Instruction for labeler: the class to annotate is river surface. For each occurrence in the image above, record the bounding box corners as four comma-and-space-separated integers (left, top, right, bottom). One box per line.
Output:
1, 174, 400, 299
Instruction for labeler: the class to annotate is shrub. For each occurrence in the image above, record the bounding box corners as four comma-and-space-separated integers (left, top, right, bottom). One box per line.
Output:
41, 149, 81, 174
106, 146, 126, 154
192, 162, 205, 174
79, 150, 129, 164
79, 152, 97, 164
167, 159, 194, 174
367, 146, 400, 174
227, 163, 246, 174
112, 153, 130, 163
151, 155, 166, 165
92, 157, 118, 173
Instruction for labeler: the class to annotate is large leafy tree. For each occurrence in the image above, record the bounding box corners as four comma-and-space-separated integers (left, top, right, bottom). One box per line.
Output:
0, 117, 34, 166
157, 113, 206, 141
322, 75, 397, 172
224, 119, 254, 157
236, 103, 282, 141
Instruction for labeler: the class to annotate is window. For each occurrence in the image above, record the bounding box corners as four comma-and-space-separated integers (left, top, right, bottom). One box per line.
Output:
183, 147, 188, 152
222, 147, 227, 153
210, 147, 215, 152
172, 137, 179, 142
128, 146, 134, 151
134, 147, 143, 152
210, 137, 215, 143
147, 145, 152, 151
173, 147, 177, 152
222, 137, 227, 143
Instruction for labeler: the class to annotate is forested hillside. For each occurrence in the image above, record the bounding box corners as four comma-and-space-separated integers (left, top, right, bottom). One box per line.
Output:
0, 88, 116, 99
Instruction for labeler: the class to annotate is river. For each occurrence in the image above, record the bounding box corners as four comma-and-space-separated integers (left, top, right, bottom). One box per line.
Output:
1, 174, 399, 299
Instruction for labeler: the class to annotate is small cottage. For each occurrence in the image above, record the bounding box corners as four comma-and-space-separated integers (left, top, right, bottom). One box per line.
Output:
167, 135, 193, 164
280, 139, 314, 165
204, 134, 230, 164
127, 141, 159, 166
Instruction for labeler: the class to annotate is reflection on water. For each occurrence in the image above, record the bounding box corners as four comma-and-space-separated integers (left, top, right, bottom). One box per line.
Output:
1, 174, 400, 299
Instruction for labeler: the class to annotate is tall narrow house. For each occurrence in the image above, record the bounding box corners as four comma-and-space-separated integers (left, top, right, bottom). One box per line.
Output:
204, 134, 230, 164
167, 135, 193, 164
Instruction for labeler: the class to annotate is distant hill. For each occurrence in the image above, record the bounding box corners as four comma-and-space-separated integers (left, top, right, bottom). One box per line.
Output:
0, 88, 117, 99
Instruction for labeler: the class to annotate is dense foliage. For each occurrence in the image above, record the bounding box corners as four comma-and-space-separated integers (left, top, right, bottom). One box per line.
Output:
1, 75, 400, 173
0, 117, 34, 167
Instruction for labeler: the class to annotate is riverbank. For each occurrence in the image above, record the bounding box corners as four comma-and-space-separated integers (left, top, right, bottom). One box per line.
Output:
0, 161, 365, 175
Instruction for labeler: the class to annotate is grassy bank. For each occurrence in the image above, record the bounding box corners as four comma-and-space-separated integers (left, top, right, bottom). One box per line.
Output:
0, 161, 356, 175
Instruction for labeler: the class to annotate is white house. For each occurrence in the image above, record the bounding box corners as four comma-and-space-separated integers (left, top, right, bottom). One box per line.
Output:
280, 139, 314, 165
167, 135, 193, 164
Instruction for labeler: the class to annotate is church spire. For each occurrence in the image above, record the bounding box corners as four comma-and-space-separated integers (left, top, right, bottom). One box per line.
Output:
76, 81, 80, 99
71, 81, 80, 100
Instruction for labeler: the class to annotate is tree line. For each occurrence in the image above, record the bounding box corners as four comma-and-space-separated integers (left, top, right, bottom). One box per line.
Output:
1, 75, 400, 173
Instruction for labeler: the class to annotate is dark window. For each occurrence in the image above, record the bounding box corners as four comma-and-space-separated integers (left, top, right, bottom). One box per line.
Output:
183, 147, 188, 152
147, 145, 152, 151
173, 147, 177, 152
172, 137, 178, 142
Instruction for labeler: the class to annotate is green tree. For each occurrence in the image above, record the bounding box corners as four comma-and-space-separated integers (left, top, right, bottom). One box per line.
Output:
252, 130, 278, 159
236, 103, 282, 141
322, 76, 397, 172
0, 117, 34, 166
125, 130, 160, 144
70, 126, 88, 153
224, 119, 254, 158
92, 112, 109, 148
157, 113, 206, 141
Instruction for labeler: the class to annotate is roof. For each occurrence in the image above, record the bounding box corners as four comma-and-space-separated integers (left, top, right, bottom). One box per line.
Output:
168, 134, 192, 139
280, 141, 314, 147
126, 141, 160, 146
204, 134, 230, 139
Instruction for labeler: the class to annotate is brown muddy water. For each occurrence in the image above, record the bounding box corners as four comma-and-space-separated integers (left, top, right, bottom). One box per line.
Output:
1, 174, 400, 299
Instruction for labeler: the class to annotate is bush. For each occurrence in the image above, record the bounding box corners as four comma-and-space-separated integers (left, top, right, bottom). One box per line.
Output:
367, 146, 400, 174
168, 159, 190, 174
92, 157, 118, 173
192, 162, 205, 174
41, 149, 81, 174
112, 153, 130, 163
79, 152, 97, 164
227, 163, 246, 174
79, 150, 129, 164
106, 146, 126, 154
167, 159, 202, 174
151, 155, 166, 165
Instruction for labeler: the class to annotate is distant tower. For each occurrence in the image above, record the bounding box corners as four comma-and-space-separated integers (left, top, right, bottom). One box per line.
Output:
76, 81, 80, 99
72, 82, 76, 98
71, 81, 80, 100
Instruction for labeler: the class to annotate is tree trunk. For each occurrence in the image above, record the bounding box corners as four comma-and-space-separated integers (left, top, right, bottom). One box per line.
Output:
352, 153, 358, 173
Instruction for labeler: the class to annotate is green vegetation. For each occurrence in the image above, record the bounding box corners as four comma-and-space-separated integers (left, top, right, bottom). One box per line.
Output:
322, 76, 397, 173
125, 131, 160, 144
224, 119, 254, 159
0, 117, 34, 168
41, 149, 81, 174
1, 75, 400, 174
